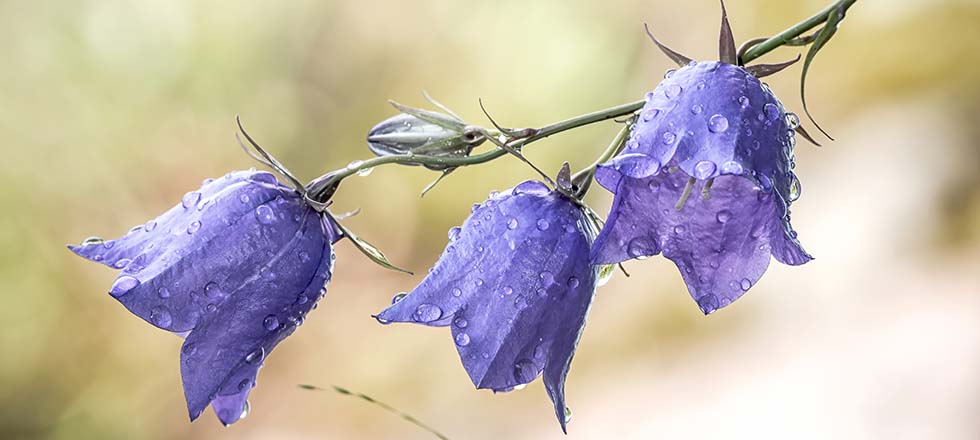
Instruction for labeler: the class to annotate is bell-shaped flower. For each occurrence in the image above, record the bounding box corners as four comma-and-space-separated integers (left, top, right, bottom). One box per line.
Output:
374, 180, 597, 432
69, 170, 338, 425
592, 10, 813, 314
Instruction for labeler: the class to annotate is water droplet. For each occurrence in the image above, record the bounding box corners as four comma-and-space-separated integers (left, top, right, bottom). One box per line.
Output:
455, 332, 470, 346
295, 293, 309, 305
182, 192, 201, 209
206, 303, 217, 313
513, 180, 551, 196
109, 276, 140, 297
150, 306, 172, 327
144, 221, 157, 232
764, 103, 781, 121
245, 347, 265, 364
239, 194, 250, 204
641, 108, 660, 121
507, 218, 518, 230
186, 221, 201, 234
697, 294, 720, 314
739, 96, 750, 108
182, 343, 196, 356
347, 160, 364, 170
690, 104, 703, 115
644, 91, 655, 102
157, 287, 171, 298
255, 205, 275, 224
540, 271, 555, 287
536, 218, 550, 231
501, 286, 514, 296
661, 131, 676, 145
204, 282, 224, 299
720, 161, 744, 175
513, 384, 527, 391
694, 161, 717, 179
740, 279, 752, 291
453, 317, 468, 328
298, 251, 310, 263
665, 84, 682, 99
413, 304, 443, 323
750, 222, 766, 238
708, 114, 729, 133
788, 175, 802, 202
674, 225, 686, 234
564, 407, 573, 424
785, 112, 800, 128
356, 167, 373, 177
391, 292, 407, 304
627, 237, 656, 259
113, 258, 131, 269
263, 314, 279, 331
716, 210, 732, 223
475, 278, 484, 287
567, 277, 580, 289
513, 359, 537, 383
663, 69, 676, 79
451, 287, 462, 297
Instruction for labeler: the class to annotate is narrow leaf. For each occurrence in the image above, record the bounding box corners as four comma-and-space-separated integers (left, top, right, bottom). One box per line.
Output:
718, 0, 737, 64
643, 23, 693, 67
745, 54, 801, 78
334, 219, 413, 274
389, 100, 466, 131
299, 384, 449, 440
801, 5, 848, 141
794, 125, 822, 147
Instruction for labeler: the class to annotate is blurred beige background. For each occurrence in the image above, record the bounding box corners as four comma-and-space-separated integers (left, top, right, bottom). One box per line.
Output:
2, 0, 979, 439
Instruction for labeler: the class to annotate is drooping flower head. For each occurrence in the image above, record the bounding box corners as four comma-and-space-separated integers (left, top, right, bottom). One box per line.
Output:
591, 2, 812, 314
69, 170, 338, 425
374, 180, 598, 432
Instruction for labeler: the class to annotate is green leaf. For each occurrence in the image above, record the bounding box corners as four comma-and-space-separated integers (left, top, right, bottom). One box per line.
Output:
388, 100, 466, 131
333, 219, 413, 275
800, 4, 847, 141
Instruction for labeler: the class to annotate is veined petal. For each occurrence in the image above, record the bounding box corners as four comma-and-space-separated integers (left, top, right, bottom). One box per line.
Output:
376, 180, 596, 432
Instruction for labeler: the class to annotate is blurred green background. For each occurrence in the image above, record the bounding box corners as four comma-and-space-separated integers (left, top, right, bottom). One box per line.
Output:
2, 0, 979, 439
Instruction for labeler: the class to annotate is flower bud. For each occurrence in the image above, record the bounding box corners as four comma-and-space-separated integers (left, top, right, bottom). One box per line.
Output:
366, 101, 485, 170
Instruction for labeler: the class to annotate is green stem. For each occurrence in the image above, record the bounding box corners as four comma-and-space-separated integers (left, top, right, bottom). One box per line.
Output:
571, 119, 634, 199
309, 100, 644, 200
741, 0, 858, 64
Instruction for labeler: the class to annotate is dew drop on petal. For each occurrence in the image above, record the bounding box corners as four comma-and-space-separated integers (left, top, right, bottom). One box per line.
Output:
513, 359, 537, 383
245, 347, 265, 364
255, 205, 275, 224
144, 221, 157, 232
764, 103, 781, 121
187, 221, 202, 234
661, 131, 676, 145
627, 237, 656, 259
109, 276, 140, 297
507, 218, 518, 230
263, 314, 279, 331
150, 306, 172, 327
391, 292, 407, 304
739, 96, 750, 108
716, 210, 732, 224
665, 84, 682, 99
157, 287, 171, 298
567, 277, 580, 289
113, 258, 131, 269
181, 192, 201, 209
451, 287, 462, 297
697, 294, 720, 314
740, 279, 752, 291
455, 333, 470, 346
536, 218, 550, 231
239, 194, 250, 204
690, 104, 703, 115
720, 161, 744, 175
501, 286, 513, 296
694, 161, 717, 179
453, 317, 468, 328
413, 304, 443, 323
708, 114, 729, 133
674, 225, 687, 234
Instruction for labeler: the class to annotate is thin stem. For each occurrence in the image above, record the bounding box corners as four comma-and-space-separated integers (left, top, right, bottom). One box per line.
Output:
740, 0, 858, 65
571, 119, 634, 199
309, 100, 644, 200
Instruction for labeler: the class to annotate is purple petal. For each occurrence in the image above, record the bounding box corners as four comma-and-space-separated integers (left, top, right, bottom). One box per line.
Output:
69, 170, 336, 425
376, 180, 596, 432
631, 61, 799, 204
592, 170, 810, 314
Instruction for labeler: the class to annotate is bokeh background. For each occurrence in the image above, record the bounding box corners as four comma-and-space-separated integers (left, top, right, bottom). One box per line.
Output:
2, 0, 979, 438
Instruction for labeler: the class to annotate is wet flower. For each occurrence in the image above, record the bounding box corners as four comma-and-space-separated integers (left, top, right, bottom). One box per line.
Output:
69, 170, 338, 425
591, 6, 812, 314
374, 180, 597, 432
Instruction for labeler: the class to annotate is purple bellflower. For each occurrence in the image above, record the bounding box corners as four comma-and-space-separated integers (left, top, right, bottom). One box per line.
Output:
69, 169, 338, 425
591, 4, 813, 314
374, 180, 597, 432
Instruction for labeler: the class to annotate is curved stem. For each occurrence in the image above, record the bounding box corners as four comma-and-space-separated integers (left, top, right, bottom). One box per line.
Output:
741, 0, 858, 64
571, 119, 634, 199
309, 100, 644, 200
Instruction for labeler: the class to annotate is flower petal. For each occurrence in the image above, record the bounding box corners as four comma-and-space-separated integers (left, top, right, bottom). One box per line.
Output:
180, 213, 333, 422
592, 170, 807, 314
376, 181, 596, 432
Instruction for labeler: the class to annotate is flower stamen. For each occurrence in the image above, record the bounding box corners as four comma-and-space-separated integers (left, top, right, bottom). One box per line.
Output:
674, 177, 697, 211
